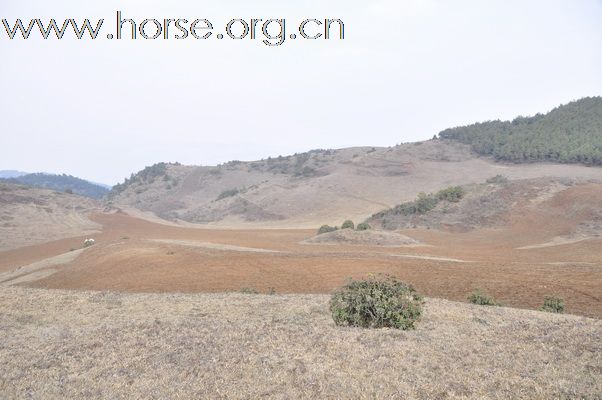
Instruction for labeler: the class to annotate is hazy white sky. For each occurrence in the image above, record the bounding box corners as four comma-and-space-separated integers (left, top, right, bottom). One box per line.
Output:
1, 0, 601, 184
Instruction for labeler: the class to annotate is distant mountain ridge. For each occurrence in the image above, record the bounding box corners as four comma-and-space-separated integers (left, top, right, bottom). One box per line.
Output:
438, 97, 602, 165
0, 170, 28, 179
0, 173, 110, 199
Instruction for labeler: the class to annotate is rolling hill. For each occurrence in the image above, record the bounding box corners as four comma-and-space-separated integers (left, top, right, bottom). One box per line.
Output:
0, 183, 101, 251
0, 173, 110, 199
106, 97, 602, 228
0, 170, 27, 179
107, 140, 602, 228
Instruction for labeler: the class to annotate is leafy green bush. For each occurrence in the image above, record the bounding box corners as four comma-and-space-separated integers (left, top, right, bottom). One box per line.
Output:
541, 296, 565, 313
468, 289, 498, 306
414, 192, 439, 214
330, 275, 423, 330
436, 186, 465, 202
341, 220, 355, 230
318, 225, 338, 235
356, 223, 371, 231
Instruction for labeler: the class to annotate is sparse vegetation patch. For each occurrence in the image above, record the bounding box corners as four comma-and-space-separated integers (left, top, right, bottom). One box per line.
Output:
217, 188, 240, 201
110, 162, 181, 197
468, 289, 499, 306
378, 186, 465, 218
318, 225, 338, 235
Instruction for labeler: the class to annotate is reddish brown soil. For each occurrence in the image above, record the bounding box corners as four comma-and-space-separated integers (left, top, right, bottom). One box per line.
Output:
1, 205, 600, 318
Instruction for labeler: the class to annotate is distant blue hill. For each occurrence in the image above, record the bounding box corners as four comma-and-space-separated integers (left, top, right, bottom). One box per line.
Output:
0, 173, 110, 199
0, 170, 28, 179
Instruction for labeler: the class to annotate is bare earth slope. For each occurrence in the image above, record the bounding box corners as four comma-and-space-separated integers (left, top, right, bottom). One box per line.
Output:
0, 183, 101, 251
0, 287, 600, 399
107, 140, 602, 228
0, 209, 599, 318
368, 178, 602, 239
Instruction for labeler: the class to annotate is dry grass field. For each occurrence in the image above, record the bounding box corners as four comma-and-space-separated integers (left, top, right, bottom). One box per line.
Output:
1, 287, 601, 399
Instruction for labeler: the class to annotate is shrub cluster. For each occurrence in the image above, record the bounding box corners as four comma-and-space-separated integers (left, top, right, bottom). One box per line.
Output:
318, 225, 338, 234
382, 186, 466, 217
317, 220, 372, 235
330, 275, 423, 330
341, 220, 355, 230
541, 296, 565, 313
217, 188, 240, 200
436, 186, 465, 202
468, 289, 498, 306
356, 223, 371, 231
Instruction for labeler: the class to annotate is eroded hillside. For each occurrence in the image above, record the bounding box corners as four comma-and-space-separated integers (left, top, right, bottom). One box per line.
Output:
107, 141, 602, 228
0, 183, 101, 251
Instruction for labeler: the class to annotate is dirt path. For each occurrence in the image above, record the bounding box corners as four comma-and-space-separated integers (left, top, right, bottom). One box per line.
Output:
0, 249, 85, 286
150, 239, 282, 253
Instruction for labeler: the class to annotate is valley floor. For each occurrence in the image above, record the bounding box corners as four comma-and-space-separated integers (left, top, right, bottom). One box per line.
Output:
1, 211, 601, 318
0, 287, 600, 399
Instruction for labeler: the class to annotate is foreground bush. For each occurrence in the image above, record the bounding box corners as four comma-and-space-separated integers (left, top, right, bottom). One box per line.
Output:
341, 220, 355, 230
541, 296, 565, 313
330, 275, 423, 330
318, 225, 338, 234
468, 289, 498, 306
